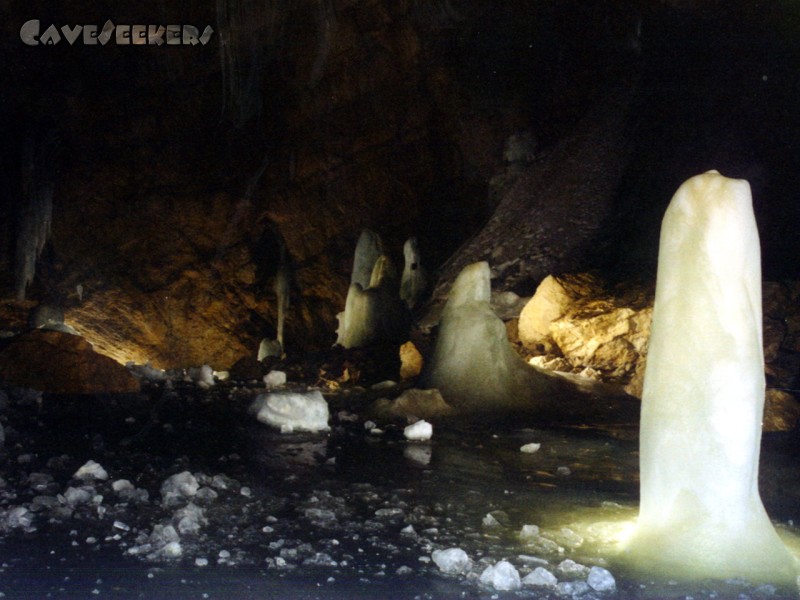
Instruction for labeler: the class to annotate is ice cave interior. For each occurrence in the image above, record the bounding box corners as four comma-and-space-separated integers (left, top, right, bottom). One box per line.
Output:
2, 1, 800, 599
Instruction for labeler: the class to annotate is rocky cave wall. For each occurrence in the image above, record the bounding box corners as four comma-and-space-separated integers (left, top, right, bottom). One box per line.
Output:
0, 0, 645, 369
2, 1, 800, 374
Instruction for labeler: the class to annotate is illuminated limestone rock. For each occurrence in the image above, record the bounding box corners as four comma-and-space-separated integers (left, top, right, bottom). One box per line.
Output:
421, 261, 560, 413
622, 171, 798, 585
370, 387, 454, 421
550, 303, 652, 380
518, 273, 603, 350
399, 340, 423, 379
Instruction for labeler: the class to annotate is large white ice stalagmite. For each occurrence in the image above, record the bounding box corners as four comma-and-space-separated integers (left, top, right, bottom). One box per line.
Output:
622, 171, 798, 584
421, 262, 559, 412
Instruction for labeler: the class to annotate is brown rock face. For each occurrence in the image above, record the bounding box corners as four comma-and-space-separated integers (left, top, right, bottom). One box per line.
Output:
2, 0, 519, 369
0, 330, 140, 394
518, 274, 605, 351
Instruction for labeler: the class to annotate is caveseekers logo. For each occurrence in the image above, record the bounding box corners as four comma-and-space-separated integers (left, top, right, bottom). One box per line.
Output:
20, 19, 214, 46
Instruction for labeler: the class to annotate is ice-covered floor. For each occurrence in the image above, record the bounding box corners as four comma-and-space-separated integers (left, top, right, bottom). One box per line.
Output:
1, 382, 799, 599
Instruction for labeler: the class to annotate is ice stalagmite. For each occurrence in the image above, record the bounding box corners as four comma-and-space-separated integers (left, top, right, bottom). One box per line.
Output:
336, 255, 409, 349
422, 262, 560, 413
400, 237, 427, 309
350, 229, 383, 289
622, 171, 798, 584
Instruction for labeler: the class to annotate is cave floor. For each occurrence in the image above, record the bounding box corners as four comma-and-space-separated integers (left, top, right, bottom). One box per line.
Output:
0, 382, 799, 599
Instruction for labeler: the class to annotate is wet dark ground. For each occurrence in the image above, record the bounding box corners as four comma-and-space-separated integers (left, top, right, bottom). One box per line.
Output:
1, 382, 799, 600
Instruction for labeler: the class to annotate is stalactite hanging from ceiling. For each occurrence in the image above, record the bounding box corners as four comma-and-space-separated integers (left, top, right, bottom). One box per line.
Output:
216, 0, 283, 127
15, 125, 59, 302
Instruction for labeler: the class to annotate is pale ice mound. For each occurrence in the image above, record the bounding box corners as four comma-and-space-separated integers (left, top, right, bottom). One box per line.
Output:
249, 391, 330, 433
431, 548, 471, 574
403, 420, 432, 441
479, 560, 521, 591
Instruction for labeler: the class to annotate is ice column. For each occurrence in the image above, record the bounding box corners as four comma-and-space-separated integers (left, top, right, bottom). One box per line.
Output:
623, 171, 798, 584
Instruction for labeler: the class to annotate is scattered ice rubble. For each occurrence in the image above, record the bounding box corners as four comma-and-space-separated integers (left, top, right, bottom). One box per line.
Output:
0, 381, 623, 598
432, 545, 615, 593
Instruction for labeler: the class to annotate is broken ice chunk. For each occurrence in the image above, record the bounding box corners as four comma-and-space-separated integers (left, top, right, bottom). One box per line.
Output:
62, 486, 94, 506
263, 370, 287, 388
522, 566, 558, 587
160, 471, 199, 506
431, 548, 471, 574
73, 460, 108, 481
587, 566, 616, 592
175, 503, 206, 535
479, 560, 521, 591
403, 420, 432, 441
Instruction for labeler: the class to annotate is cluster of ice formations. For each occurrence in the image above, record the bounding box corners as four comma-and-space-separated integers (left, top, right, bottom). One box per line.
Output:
0, 459, 148, 536
249, 391, 330, 433
0, 399, 626, 600
335, 229, 413, 348
125, 471, 241, 561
